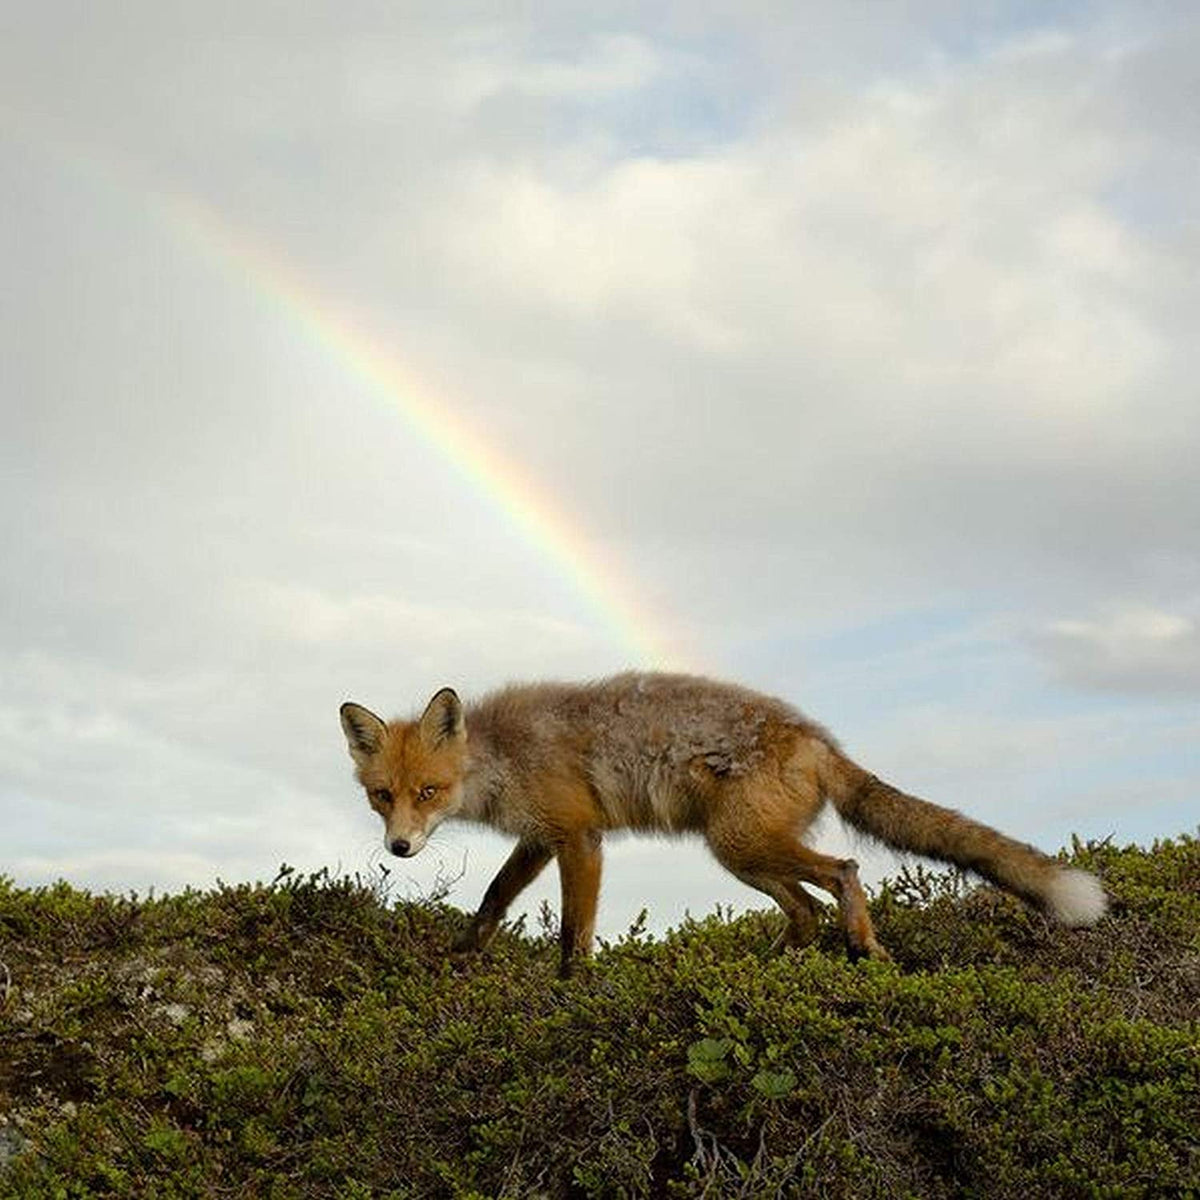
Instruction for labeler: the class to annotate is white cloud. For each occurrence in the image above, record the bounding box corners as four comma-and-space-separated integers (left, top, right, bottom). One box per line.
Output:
429, 37, 1166, 426
467, 32, 666, 103
1034, 607, 1200, 693
379, 23, 1194, 645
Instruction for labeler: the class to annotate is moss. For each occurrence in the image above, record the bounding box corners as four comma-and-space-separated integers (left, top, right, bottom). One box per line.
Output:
1, 838, 1198, 1197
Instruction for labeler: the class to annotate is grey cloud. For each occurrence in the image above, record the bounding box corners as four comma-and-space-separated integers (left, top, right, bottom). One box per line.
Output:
1031, 608, 1200, 694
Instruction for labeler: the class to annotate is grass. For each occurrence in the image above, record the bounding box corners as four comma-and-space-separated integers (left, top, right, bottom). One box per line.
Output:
1, 836, 1197, 1198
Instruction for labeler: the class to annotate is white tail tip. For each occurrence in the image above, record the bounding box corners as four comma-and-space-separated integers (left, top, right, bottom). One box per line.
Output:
1045, 868, 1108, 926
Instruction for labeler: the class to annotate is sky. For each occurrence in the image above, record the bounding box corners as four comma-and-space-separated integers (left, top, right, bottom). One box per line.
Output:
1, 1, 1197, 938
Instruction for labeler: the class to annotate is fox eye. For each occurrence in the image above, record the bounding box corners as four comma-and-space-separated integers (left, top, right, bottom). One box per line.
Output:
370, 788, 393, 806
417, 785, 438, 803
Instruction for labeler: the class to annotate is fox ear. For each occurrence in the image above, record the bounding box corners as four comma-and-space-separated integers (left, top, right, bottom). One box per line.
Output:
418, 687, 465, 746
340, 702, 386, 764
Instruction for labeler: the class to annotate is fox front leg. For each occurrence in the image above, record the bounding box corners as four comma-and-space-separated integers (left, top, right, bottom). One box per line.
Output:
453, 839, 553, 954
555, 829, 603, 979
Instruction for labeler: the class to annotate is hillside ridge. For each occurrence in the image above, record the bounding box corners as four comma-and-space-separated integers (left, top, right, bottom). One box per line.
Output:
1, 836, 1197, 1197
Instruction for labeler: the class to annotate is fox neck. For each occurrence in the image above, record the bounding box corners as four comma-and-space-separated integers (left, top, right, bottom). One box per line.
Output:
456, 735, 504, 824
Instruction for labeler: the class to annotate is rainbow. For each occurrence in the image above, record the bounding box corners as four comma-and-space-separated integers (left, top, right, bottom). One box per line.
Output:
5, 110, 686, 668
168, 192, 682, 667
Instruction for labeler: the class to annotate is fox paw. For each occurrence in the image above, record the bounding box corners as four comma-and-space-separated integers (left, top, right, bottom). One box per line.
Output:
451, 924, 484, 955
848, 937, 892, 964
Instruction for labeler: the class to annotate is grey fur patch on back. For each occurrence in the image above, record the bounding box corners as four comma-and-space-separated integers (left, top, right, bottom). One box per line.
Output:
463, 671, 832, 830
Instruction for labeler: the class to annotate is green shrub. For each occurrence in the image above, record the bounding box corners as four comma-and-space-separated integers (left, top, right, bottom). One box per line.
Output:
1, 838, 1197, 1197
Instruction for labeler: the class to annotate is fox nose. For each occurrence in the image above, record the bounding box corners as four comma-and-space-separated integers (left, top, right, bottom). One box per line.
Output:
389, 837, 412, 857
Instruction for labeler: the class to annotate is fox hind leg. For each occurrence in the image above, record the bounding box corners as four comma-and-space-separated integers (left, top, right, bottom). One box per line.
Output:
820, 852, 891, 963
707, 814, 890, 962
726, 869, 821, 950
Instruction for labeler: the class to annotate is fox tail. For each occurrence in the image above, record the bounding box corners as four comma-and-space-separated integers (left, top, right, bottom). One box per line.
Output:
820, 749, 1106, 926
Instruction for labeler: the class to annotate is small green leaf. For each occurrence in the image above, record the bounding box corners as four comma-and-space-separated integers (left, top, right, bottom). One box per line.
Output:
751, 1069, 797, 1100
687, 1037, 734, 1083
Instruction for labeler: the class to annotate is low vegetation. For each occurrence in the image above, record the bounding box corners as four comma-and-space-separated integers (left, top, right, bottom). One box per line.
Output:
1, 836, 1197, 1198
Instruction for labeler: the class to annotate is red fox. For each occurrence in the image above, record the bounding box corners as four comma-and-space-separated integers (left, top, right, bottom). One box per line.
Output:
340, 671, 1106, 976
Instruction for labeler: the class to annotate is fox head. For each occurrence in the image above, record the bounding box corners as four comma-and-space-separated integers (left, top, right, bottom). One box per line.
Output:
339, 688, 467, 858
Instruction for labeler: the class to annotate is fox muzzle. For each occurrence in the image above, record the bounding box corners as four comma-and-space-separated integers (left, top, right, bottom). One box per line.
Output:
386, 829, 427, 857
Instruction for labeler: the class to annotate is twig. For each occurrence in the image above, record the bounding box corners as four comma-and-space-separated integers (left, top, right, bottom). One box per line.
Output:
426, 851, 469, 904
735, 1123, 769, 1200
499, 1078, 553, 1196
688, 1088, 728, 1198
687, 1088, 708, 1166
773, 1111, 837, 1193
